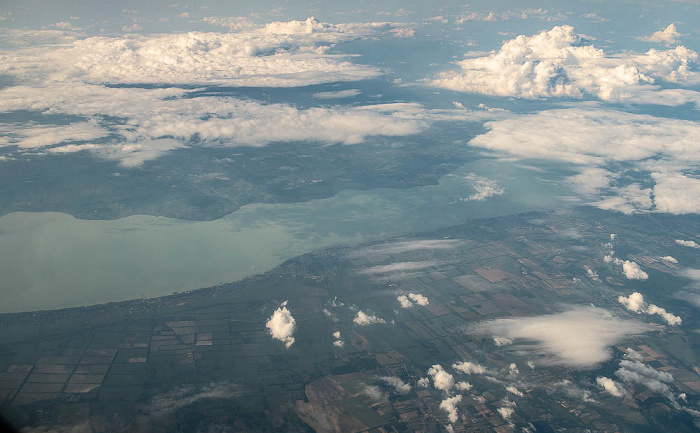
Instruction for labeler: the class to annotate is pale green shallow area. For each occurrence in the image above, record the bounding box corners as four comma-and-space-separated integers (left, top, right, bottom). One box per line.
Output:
0, 161, 571, 313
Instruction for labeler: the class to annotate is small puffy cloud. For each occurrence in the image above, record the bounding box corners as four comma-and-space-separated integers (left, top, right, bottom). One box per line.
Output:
506, 386, 523, 397
661, 256, 678, 263
417, 377, 430, 387
596, 376, 624, 397
472, 307, 654, 366
439, 395, 462, 423
455, 381, 472, 391
428, 364, 455, 393
408, 293, 429, 306
430, 25, 698, 101
398, 292, 430, 308
493, 336, 513, 346
397, 295, 413, 308
618, 292, 682, 325
266, 301, 296, 348
332, 331, 344, 347
497, 405, 515, 421
452, 361, 487, 375
641, 24, 682, 45
676, 239, 699, 248
379, 376, 411, 394
509, 363, 519, 375
353, 310, 386, 325
618, 292, 645, 312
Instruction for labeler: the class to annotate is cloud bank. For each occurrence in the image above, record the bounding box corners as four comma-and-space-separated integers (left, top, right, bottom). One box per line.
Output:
469, 107, 700, 215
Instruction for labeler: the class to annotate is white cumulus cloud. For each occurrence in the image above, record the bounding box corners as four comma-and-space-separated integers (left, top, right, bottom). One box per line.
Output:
440, 395, 462, 423
622, 261, 649, 280
430, 25, 698, 102
641, 24, 682, 45
353, 310, 386, 326
428, 364, 455, 393
596, 376, 625, 397
452, 361, 487, 375
618, 292, 681, 325
266, 301, 296, 348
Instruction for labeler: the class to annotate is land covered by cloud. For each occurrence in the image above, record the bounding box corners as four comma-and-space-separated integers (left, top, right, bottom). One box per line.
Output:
469, 107, 700, 215
471, 307, 654, 366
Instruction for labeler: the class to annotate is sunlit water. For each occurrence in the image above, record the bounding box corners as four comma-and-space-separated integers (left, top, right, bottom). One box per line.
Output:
0, 160, 572, 312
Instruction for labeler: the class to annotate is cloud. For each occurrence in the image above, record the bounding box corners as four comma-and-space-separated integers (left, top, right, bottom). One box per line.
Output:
398, 293, 430, 308
397, 295, 413, 308
417, 377, 430, 387
362, 385, 387, 402
200, 16, 257, 31
497, 401, 516, 421
472, 307, 654, 366
360, 261, 441, 275
353, 310, 386, 325
408, 293, 429, 306
615, 359, 675, 398
622, 261, 649, 280
348, 239, 461, 258
661, 256, 678, 263
430, 25, 698, 101
618, 292, 682, 325
0, 18, 413, 87
313, 89, 362, 99
379, 376, 411, 394
596, 376, 624, 397
0, 121, 108, 149
428, 364, 455, 393
0, 83, 435, 166
149, 382, 243, 414
439, 395, 462, 423
676, 239, 699, 248
455, 381, 472, 391
652, 173, 700, 215
468, 107, 700, 215
451, 173, 505, 202
645, 304, 682, 326
332, 331, 344, 347
641, 24, 682, 45
506, 386, 523, 397
493, 336, 513, 346
266, 301, 296, 348
452, 361, 488, 375
618, 292, 645, 312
